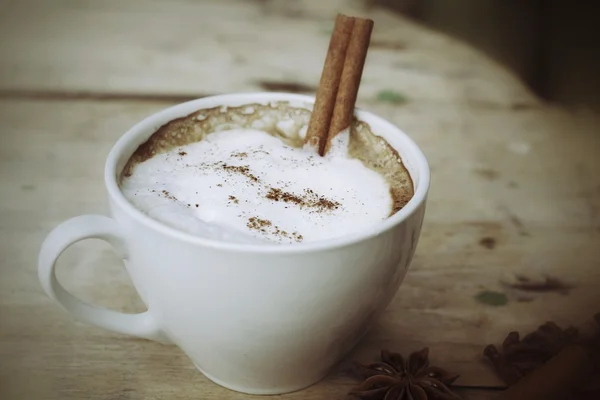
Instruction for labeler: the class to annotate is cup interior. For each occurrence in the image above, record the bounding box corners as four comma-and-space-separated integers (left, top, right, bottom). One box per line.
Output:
105, 92, 430, 253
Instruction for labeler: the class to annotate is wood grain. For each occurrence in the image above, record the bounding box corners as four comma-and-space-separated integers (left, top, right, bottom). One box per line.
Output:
0, 0, 537, 107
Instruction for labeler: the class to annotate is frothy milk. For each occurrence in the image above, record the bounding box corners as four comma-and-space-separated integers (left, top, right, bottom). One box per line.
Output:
119, 102, 414, 245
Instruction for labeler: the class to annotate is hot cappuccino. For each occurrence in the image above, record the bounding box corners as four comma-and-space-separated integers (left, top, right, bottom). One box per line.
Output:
119, 102, 413, 244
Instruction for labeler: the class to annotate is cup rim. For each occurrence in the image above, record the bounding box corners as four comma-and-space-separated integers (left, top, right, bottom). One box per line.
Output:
105, 92, 430, 254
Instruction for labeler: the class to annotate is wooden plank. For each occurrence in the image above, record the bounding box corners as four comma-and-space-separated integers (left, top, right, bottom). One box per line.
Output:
0, 0, 538, 107
0, 98, 599, 400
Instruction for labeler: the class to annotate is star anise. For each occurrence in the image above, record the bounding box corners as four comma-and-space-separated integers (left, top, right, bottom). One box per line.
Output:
348, 348, 462, 400
485, 312, 600, 399
574, 313, 600, 399
483, 321, 579, 385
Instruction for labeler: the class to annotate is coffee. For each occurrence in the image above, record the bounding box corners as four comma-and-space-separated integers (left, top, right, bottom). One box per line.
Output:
119, 102, 413, 244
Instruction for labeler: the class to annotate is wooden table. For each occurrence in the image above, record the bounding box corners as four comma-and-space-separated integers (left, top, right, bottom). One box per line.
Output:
1, 1, 599, 399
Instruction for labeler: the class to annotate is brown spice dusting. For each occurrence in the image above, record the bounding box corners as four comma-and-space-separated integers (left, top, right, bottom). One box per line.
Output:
307, 189, 340, 210
266, 188, 302, 205
265, 187, 340, 212
231, 151, 248, 158
160, 190, 178, 201
228, 195, 239, 204
247, 218, 304, 243
178, 151, 187, 156
247, 217, 272, 230
220, 163, 259, 183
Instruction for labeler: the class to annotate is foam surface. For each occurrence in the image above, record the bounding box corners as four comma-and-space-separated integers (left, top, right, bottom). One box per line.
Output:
120, 128, 393, 245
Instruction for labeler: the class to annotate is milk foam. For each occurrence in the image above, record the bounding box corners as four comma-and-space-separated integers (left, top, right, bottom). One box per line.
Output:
120, 128, 393, 245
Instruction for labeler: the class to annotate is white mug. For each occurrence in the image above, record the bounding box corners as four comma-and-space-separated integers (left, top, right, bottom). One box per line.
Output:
38, 93, 430, 395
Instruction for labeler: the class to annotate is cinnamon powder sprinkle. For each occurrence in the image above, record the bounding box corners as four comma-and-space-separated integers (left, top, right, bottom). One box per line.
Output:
153, 189, 178, 201
266, 187, 302, 205
228, 195, 239, 204
265, 187, 340, 211
220, 163, 260, 183
247, 217, 272, 231
246, 217, 304, 243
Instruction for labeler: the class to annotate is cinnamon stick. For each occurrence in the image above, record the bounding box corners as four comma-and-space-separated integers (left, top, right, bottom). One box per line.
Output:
498, 344, 595, 400
305, 14, 373, 156
323, 17, 373, 155
304, 14, 355, 155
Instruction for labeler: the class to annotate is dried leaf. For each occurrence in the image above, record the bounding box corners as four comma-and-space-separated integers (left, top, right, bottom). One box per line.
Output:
475, 290, 508, 306
376, 90, 408, 105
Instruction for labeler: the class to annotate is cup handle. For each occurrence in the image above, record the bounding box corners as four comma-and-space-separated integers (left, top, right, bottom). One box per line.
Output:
38, 215, 171, 344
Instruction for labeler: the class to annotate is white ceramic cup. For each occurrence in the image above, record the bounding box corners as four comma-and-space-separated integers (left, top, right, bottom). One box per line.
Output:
38, 93, 430, 395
